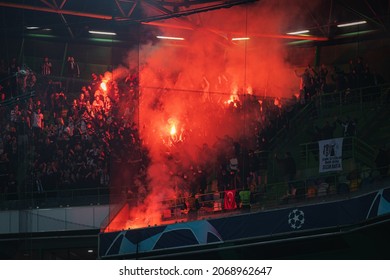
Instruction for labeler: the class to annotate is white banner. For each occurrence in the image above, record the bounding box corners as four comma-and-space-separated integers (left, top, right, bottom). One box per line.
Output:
319, 138, 343, 172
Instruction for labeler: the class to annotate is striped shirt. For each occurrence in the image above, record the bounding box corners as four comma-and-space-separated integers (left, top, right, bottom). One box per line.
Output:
41, 61, 52, 76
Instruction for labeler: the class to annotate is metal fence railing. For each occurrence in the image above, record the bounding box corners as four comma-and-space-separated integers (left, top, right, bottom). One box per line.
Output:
316, 83, 390, 117
106, 165, 389, 231
300, 136, 377, 170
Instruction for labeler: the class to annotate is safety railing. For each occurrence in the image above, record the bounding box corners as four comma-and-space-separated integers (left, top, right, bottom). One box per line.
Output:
268, 100, 317, 149
268, 83, 389, 152
130, 165, 389, 228
300, 136, 377, 170
2, 166, 388, 232
316, 83, 390, 117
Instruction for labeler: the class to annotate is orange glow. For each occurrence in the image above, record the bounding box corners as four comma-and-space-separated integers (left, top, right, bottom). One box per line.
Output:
125, 219, 152, 230
274, 97, 282, 108
104, 1, 319, 233
163, 118, 182, 146
170, 124, 177, 136
100, 81, 107, 91
246, 85, 254, 95
167, 118, 178, 138
225, 94, 240, 108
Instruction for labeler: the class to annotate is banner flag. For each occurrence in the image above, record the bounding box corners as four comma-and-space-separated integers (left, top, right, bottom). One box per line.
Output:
319, 137, 343, 172
224, 190, 237, 210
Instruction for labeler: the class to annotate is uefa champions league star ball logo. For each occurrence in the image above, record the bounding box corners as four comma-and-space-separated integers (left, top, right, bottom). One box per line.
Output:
288, 209, 305, 229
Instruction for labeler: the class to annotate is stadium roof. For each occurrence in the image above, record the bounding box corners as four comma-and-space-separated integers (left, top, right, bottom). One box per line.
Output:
0, 0, 389, 45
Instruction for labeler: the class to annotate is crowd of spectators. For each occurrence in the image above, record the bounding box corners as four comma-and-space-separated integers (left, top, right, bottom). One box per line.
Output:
294, 57, 386, 105
0, 54, 388, 209
0, 56, 142, 201
0, 54, 301, 205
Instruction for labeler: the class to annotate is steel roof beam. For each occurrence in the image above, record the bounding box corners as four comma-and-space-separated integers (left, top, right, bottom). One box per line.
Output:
0, 1, 114, 20
51, 0, 74, 39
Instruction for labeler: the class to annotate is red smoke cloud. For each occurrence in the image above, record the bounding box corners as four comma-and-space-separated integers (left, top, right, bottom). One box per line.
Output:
116, 0, 315, 228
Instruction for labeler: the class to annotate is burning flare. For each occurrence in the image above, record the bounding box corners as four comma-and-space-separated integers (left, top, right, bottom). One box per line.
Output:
170, 124, 177, 136
100, 81, 107, 91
